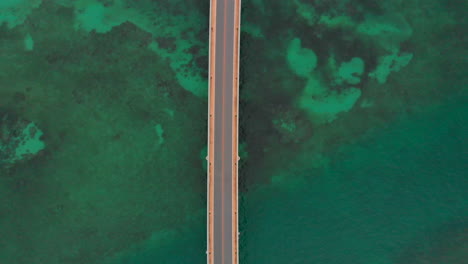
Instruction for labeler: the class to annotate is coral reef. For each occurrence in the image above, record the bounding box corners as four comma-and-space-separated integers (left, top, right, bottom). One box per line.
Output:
369, 51, 413, 84
299, 76, 361, 124
0, 0, 42, 28
286, 37, 317, 77
0, 110, 45, 168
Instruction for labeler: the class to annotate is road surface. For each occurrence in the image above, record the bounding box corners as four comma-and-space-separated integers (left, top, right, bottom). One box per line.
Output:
207, 0, 241, 263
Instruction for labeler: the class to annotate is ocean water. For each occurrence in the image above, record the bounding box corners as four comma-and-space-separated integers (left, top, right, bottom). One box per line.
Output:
111, 95, 467, 264
240, 95, 467, 263
1, 0, 467, 263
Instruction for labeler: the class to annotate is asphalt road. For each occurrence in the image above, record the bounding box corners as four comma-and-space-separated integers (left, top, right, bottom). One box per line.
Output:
209, 0, 240, 263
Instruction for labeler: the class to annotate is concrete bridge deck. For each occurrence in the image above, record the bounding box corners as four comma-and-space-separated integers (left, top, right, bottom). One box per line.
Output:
206, 0, 241, 263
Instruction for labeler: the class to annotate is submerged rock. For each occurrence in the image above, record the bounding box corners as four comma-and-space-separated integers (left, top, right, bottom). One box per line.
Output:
286, 38, 318, 78
369, 51, 413, 84
0, 112, 45, 168
299, 75, 361, 124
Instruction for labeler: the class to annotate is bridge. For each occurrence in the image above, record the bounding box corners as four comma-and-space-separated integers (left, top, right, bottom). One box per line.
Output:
206, 0, 241, 263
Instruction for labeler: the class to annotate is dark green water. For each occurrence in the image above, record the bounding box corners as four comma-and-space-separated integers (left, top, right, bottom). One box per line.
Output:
114, 96, 468, 264
1, 0, 467, 263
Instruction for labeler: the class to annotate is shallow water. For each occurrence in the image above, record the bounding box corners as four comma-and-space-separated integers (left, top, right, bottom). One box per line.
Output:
1, 0, 467, 263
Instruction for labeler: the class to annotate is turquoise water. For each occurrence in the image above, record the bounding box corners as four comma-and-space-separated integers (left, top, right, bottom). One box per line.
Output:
112, 95, 467, 264
1, 0, 467, 263
241, 95, 467, 263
